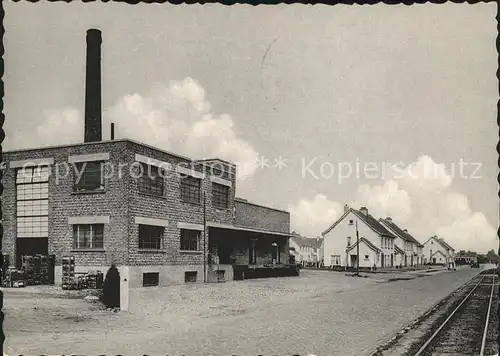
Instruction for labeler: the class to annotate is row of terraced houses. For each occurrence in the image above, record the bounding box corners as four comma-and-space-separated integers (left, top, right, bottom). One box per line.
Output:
291, 205, 456, 269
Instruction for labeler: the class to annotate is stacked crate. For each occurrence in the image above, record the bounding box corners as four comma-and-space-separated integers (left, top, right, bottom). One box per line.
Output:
86, 270, 104, 289
61, 256, 75, 290
32, 255, 42, 285
21, 255, 35, 285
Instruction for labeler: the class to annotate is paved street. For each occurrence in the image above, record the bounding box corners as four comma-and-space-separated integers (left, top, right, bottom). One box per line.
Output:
4, 265, 490, 356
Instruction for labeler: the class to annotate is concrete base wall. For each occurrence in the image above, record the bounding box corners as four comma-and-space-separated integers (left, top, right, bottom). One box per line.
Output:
54, 264, 235, 312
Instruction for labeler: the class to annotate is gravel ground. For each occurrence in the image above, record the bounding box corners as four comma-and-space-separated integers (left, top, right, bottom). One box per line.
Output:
4, 265, 489, 356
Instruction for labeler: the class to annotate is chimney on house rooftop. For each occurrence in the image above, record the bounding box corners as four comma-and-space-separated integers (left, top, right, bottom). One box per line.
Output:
344, 204, 349, 213
360, 207, 368, 216
403, 229, 408, 233
386, 217, 392, 222
84, 29, 103, 143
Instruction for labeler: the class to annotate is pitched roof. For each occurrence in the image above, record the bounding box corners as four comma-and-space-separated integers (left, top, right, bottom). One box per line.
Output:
438, 238, 454, 251
431, 250, 447, 259
346, 237, 382, 253
291, 236, 322, 249
379, 218, 423, 247
351, 209, 396, 238
322, 209, 351, 235
424, 236, 454, 251
394, 244, 405, 254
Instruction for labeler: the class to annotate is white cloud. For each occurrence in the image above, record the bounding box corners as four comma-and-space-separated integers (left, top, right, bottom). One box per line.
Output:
6, 107, 82, 149
290, 155, 497, 253
289, 194, 343, 237
8, 78, 259, 179
105, 77, 259, 178
355, 180, 412, 223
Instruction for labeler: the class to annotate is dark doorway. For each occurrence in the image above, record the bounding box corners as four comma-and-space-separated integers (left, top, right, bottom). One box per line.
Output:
381, 254, 385, 267
390, 254, 394, 267
16, 238, 48, 269
350, 254, 358, 268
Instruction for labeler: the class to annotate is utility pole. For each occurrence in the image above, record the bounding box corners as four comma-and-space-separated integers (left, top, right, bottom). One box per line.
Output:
203, 191, 207, 283
356, 220, 360, 277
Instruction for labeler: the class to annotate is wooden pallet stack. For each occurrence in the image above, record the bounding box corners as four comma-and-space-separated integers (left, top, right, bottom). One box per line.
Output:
21, 255, 35, 285
86, 270, 104, 289
61, 256, 75, 290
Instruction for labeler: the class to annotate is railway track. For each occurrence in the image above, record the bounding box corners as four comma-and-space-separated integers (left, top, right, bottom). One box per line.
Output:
403, 269, 498, 356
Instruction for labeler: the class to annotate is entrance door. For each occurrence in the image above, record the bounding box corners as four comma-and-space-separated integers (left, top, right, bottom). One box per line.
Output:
381, 254, 385, 267
391, 254, 394, 267
432, 257, 436, 264
350, 254, 358, 268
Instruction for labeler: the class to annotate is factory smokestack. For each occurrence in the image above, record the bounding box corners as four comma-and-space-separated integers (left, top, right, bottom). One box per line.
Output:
84, 29, 102, 143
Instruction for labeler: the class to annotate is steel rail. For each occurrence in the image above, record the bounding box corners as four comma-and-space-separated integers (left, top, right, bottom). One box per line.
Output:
413, 275, 486, 356
479, 274, 496, 356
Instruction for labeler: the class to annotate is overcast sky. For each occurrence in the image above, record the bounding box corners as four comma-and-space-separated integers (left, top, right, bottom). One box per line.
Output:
4, 2, 498, 253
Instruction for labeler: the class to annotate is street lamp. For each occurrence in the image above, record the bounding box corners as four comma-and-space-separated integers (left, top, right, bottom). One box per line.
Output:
349, 220, 360, 277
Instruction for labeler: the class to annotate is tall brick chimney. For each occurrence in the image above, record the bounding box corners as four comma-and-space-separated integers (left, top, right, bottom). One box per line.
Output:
84, 29, 102, 143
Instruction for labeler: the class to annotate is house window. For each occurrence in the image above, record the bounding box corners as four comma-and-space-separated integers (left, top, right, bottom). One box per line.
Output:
212, 183, 229, 209
180, 176, 201, 204
73, 224, 104, 249
143, 272, 159, 287
349, 220, 354, 224
73, 161, 104, 192
347, 236, 351, 246
138, 225, 164, 250
364, 255, 369, 260
331, 255, 341, 265
180, 229, 200, 251
138, 163, 165, 196
16, 167, 50, 238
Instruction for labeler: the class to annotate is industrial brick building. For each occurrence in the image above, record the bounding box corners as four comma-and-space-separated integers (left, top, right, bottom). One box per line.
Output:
2, 139, 293, 288
1, 28, 296, 302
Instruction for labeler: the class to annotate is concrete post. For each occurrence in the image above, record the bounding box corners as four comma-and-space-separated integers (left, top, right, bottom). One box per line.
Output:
120, 266, 130, 312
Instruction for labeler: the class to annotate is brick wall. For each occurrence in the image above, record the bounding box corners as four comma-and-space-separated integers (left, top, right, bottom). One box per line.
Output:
234, 199, 290, 234
3, 140, 130, 267
126, 141, 236, 267
3, 139, 291, 273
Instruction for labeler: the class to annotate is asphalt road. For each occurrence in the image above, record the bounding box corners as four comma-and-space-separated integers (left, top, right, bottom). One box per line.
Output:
4, 265, 490, 356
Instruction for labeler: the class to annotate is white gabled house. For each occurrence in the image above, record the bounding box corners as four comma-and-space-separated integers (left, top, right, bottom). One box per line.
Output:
321, 205, 397, 268
422, 235, 455, 265
379, 217, 424, 267
289, 235, 322, 266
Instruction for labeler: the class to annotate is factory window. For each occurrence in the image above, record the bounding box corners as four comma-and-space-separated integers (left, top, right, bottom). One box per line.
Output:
16, 166, 50, 238
73, 224, 104, 249
180, 229, 200, 251
143, 272, 159, 287
73, 161, 104, 192
185, 271, 197, 283
180, 176, 201, 204
138, 163, 165, 196
138, 225, 163, 250
212, 183, 229, 209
